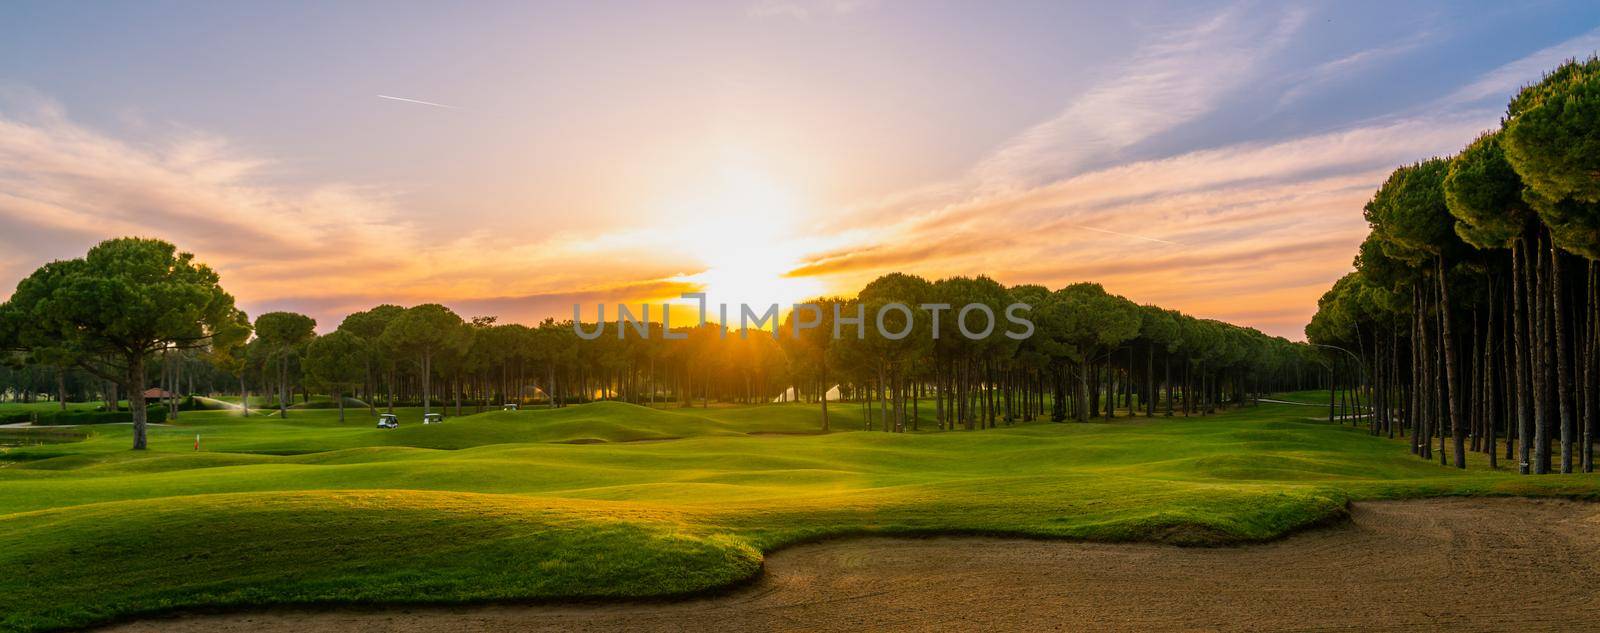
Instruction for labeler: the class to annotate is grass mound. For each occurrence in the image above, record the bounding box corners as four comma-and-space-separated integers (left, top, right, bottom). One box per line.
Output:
0, 490, 760, 632
395, 402, 735, 446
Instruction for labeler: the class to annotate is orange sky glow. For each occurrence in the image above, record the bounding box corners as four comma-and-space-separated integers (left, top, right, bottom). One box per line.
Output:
3, 3, 1599, 340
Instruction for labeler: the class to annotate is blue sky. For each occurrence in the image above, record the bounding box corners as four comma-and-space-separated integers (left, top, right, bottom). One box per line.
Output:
2, 1, 1599, 338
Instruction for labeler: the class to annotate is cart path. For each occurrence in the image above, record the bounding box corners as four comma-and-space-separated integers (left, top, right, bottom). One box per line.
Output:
100, 498, 1600, 632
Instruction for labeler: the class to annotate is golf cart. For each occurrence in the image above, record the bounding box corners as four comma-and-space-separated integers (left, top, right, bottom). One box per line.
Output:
423, 413, 443, 424
502, 403, 519, 411
376, 413, 399, 429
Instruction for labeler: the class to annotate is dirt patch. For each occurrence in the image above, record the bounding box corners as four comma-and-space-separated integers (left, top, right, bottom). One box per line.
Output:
98, 498, 1600, 632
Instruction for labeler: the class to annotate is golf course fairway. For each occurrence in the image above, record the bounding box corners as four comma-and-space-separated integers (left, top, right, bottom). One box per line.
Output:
2, 395, 1597, 632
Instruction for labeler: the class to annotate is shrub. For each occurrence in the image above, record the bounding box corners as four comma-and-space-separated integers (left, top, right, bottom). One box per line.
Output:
0, 412, 33, 424
33, 406, 169, 426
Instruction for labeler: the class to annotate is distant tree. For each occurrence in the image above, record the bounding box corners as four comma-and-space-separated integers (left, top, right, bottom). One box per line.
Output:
534, 318, 576, 408
1036, 283, 1140, 421
781, 297, 843, 431
1138, 306, 1179, 417
380, 304, 466, 416
339, 304, 405, 413
305, 330, 367, 422
433, 320, 476, 416
1007, 284, 1053, 422
254, 312, 317, 419
476, 324, 523, 405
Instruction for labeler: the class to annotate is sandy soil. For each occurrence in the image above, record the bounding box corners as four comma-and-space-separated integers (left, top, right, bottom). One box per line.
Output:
99, 498, 1600, 632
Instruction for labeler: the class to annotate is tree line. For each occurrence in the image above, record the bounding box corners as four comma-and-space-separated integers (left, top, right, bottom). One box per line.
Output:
1307, 58, 1600, 474
2, 240, 1324, 450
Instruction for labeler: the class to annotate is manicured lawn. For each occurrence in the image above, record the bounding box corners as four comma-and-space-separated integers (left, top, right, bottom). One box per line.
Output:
0, 393, 1595, 632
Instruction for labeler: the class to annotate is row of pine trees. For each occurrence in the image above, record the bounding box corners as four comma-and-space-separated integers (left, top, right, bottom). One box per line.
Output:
6, 271, 1321, 434
211, 275, 1319, 433
1308, 58, 1600, 474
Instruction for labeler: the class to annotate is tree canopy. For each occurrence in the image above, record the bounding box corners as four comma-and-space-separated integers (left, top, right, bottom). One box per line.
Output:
0, 238, 245, 448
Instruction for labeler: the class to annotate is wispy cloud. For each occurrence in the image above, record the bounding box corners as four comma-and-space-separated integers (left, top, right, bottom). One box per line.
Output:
972, 4, 1308, 191
789, 110, 1491, 290
0, 99, 690, 329
1443, 25, 1600, 106
1275, 30, 1435, 108
775, 2, 1520, 339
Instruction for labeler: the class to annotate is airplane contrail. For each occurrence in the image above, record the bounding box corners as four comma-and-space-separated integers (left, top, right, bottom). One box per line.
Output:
376, 94, 461, 110
1072, 225, 1182, 246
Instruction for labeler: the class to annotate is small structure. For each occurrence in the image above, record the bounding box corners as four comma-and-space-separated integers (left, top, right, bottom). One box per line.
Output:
142, 388, 176, 400
376, 413, 399, 429
423, 413, 443, 424
502, 403, 519, 411
772, 384, 842, 403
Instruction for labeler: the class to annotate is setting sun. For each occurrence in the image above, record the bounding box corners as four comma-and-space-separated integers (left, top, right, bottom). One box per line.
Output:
664, 163, 825, 315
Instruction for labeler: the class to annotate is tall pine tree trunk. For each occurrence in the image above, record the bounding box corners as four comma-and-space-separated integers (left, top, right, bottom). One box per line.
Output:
1438, 257, 1466, 469
1534, 231, 1551, 474
1552, 245, 1573, 473
1580, 258, 1593, 473
1513, 241, 1532, 473
129, 353, 148, 451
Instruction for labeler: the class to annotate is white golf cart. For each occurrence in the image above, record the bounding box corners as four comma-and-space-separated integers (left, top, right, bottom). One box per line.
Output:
423, 413, 443, 424
376, 413, 399, 429
502, 403, 519, 411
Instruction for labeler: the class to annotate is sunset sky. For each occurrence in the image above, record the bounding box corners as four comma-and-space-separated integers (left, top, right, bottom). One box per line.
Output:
4, 1, 1600, 339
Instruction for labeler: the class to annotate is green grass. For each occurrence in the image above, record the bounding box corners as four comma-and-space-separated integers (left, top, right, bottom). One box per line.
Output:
0, 391, 1595, 631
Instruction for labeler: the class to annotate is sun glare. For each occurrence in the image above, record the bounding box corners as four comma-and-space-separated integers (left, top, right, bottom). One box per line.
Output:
664, 163, 824, 319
